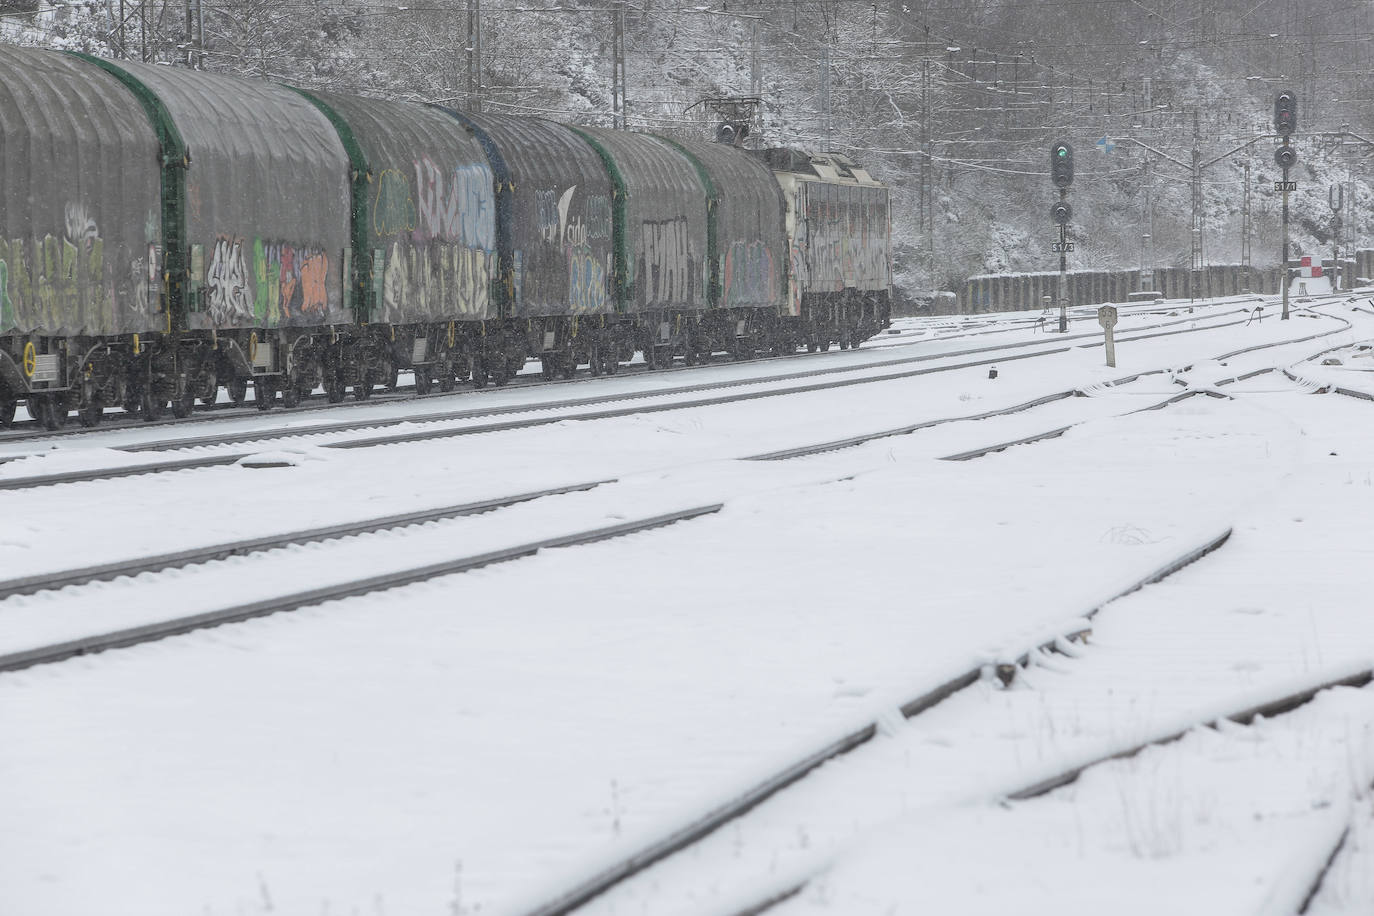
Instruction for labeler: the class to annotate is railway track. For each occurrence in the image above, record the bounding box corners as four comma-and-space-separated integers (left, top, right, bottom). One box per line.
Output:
512, 527, 1235, 916
728, 667, 1374, 916
0, 479, 611, 603
0, 306, 1268, 492
0, 303, 1248, 455
0, 297, 1228, 442
0, 374, 1194, 668
0, 502, 721, 674
749, 303, 1356, 463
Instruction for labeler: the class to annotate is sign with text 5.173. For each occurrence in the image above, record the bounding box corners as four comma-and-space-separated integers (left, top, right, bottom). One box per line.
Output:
1051, 241, 1075, 253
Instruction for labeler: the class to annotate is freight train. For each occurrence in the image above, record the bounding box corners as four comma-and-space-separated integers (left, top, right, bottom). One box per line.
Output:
0, 47, 891, 429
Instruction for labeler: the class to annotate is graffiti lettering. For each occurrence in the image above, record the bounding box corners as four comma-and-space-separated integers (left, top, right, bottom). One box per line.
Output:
64, 203, 99, 250
800, 186, 889, 292
0, 259, 13, 329
374, 169, 416, 237
535, 190, 560, 245
636, 218, 690, 307
204, 238, 330, 327
206, 239, 256, 326
132, 244, 158, 316
261, 242, 329, 321
381, 241, 491, 322
721, 240, 777, 307
566, 245, 608, 314
587, 195, 612, 240
0, 201, 115, 332
453, 163, 494, 249
414, 158, 494, 249
252, 238, 279, 326
535, 186, 581, 247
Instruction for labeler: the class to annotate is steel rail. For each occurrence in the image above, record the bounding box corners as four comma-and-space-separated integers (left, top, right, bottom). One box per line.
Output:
1297, 824, 1355, 914
935, 310, 1358, 463
0, 307, 1303, 491
0, 300, 1237, 445
514, 528, 1233, 916
732, 664, 1373, 916
745, 389, 1085, 461
938, 389, 1232, 462
2, 306, 1249, 459
120, 309, 1239, 453
0, 479, 611, 601
0, 503, 722, 675
1005, 666, 1374, 801
325, 311, 1255, 452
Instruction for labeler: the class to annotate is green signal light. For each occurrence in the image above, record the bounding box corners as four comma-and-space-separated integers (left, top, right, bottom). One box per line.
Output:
1056, 148, 1067, 156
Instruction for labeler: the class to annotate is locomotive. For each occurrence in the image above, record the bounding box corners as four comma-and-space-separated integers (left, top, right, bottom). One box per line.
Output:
0, 46, 891, 429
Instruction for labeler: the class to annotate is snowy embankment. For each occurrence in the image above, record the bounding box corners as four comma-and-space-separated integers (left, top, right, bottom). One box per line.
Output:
1, 296, 1372, 915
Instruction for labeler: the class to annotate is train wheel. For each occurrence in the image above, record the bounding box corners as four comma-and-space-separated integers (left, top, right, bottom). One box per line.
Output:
560, 353, 576, 380
78, 396, 103, 428
33, 396, 61, 430
0, 393, 16, 427
415, 368, 433, 395
140, 389, 166, 422
323, 366, 345, 403
438, 370, 455, 393
228, 376, 249, 407
255, 378, 276, 410
492, 359, 511, 387
282, 382, 301, 409
171, 385, 195, 419
540, 358, 556, 381
352, 372, 373, 401
197, 367, 219, 406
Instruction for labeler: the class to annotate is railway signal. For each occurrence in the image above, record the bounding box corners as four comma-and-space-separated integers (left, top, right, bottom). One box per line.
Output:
1274, 91, 1298, 320
1274, 90, 1297, 137
1049, 140, 1074, 331
1050, 141, 1074, 188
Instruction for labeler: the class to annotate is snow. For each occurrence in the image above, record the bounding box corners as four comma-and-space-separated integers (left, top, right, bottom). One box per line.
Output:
2, 293, 1374, 915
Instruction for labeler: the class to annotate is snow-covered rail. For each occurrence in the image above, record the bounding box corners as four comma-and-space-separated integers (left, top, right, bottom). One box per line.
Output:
729, 667, 1374, 916
0, 297, 1233, 441
512, 528, 1234, 916
0, 503, 721, 675
0, 306, 1267, 492
0, 479, 610, 603
938, 388, 1231, 461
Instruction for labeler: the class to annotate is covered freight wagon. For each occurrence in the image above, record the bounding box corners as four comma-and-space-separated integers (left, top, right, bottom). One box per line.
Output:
0, 48, 166, 426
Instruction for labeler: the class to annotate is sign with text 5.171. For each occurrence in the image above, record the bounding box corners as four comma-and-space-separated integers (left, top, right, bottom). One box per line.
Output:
1275, 180, 1298, 191
1051, 241, 1075, 253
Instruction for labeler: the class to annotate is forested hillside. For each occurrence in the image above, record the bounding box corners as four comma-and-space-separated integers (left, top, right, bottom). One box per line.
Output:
7, 0, 1373, 302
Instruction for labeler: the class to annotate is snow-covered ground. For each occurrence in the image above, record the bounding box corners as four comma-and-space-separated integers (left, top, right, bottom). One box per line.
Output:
3, 294, 1373, 915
